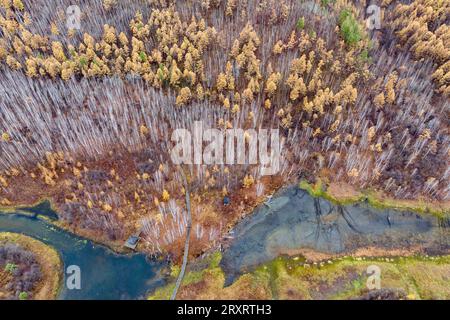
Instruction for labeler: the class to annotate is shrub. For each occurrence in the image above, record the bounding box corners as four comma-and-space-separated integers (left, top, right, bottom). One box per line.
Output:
296, 17, 305, 30
19, 292, 28, 300
338, 9, 362, 46
321, 0, 334, 7
5, 263, 17, 273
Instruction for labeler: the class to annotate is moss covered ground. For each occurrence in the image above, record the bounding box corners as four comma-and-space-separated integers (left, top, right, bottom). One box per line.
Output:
149, 252, 450, 300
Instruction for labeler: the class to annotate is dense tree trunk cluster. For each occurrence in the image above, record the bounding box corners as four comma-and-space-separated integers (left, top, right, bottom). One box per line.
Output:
0, 0, 448, 256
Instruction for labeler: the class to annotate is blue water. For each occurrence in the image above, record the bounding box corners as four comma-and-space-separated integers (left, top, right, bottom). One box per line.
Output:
221, 186, 449, 284
0, 212, 167, 300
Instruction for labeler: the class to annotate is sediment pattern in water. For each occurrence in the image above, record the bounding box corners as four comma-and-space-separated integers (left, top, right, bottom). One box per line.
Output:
221, 187, 449, 284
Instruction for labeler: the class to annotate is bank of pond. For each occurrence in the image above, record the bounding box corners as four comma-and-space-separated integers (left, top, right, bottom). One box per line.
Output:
0, 186, 448, 299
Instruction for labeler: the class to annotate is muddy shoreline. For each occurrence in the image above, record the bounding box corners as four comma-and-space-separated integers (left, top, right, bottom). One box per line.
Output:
220, 186, 450, 285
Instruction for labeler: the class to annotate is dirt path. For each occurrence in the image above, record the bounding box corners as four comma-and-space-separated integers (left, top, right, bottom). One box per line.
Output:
170, 171, 192, 300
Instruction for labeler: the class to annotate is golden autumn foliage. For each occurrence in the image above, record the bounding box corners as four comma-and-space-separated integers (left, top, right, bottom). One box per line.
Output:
140, 124, 149, 136
242, 174, 254, 188
0, 0, 448, 259
390, 0, 450, 96
176, 87, 191, 106
374, 92, 385, 108
0, 175, 8, 188
102, 203, 113, 212
162, 189, 170, 202
1, 132, 10, 142
385, 72, 398, 104
265, 72, 281, 97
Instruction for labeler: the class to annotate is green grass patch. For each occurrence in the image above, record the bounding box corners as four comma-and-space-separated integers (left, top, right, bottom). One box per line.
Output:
296, 17, 305, 30
149, 250, 450, 300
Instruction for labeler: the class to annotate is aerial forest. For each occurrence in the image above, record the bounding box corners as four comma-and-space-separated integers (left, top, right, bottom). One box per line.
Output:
0, 0, 448, 258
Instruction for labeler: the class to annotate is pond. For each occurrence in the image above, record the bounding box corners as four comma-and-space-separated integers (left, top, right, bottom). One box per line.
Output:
0, 210, 167, 300
220, 186, 449, 284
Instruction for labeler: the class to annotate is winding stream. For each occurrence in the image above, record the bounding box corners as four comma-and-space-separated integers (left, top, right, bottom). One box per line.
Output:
0, 210, 166, 300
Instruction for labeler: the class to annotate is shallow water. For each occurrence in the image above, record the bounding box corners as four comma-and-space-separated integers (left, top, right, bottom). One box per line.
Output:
0, 212, 166, 300
221, 186, 449, 284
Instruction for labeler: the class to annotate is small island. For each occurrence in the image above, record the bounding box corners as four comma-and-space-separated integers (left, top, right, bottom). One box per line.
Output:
0, 232, 62, 300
